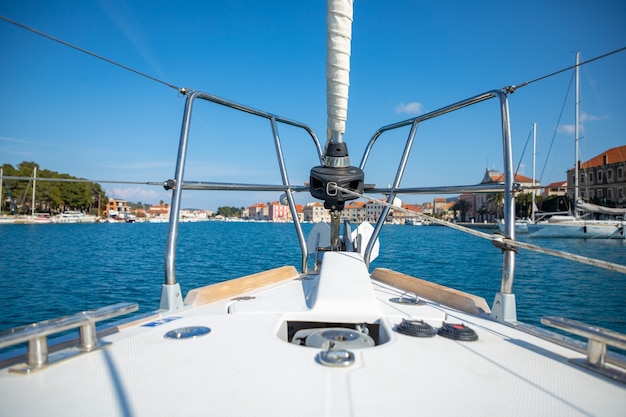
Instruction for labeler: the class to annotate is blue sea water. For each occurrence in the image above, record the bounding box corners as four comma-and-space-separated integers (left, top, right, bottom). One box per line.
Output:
1, 221, 625, 335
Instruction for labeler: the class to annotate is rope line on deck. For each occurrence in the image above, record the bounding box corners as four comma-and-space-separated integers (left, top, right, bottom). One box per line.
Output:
331, 184, 626, 275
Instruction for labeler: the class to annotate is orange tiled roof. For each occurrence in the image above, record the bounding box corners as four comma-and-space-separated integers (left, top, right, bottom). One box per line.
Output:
545, 181, 567, 188
345, 201, 367, 209
580, 145, 626, 169
402, 204, 422, 212
490, 173, 534, 183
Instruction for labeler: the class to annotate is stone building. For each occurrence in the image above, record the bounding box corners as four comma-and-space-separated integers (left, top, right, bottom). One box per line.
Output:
567, 145, 626, 207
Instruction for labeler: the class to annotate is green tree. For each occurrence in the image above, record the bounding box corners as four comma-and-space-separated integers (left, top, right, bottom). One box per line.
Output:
452, 199, 472, 222
515, 192, 532, 219
487, 193, 504, 219
477, 206, 488, 222
217, 206, 242, 218
1, 161, 104, 214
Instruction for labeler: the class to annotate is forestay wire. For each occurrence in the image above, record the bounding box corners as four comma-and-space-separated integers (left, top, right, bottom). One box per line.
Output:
0, 15, 188, 95
331, 184, 626, 275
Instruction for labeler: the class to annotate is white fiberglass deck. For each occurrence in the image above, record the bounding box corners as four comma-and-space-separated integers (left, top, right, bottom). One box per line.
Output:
1, 252, 624, 416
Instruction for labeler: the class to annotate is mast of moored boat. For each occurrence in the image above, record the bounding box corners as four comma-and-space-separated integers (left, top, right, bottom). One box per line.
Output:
574, 52, 580, 215
531, 122, 537, 223
31, 166, 36, 217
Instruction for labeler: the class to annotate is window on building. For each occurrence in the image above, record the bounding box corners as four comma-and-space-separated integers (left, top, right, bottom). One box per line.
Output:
580, 173, 585, 183
598, 171, 603, 182
608, 169, 613, 181
619, 188, 624, 200
588, 190, 593, 199
597, 189, 603, 198
589, 172, 593, 183
618, 167, 624, 180
580, 191, 586, 199
608, 188, 613, 200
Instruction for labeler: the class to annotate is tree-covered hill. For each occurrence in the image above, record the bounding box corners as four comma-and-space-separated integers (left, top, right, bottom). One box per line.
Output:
1, 161, 106, 215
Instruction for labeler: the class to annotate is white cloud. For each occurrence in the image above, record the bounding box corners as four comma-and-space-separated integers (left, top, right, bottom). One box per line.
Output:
558, 112, 608, 134
580, 112, 607, 122
106, 187, 164, 204
394, 102, 424, 115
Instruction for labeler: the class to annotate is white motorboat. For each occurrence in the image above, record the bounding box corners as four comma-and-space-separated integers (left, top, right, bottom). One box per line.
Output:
0, 2, 625, 416
55, 210, 97, 224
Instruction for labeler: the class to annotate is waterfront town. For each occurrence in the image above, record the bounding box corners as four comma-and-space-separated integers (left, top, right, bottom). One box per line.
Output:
106, 145, 626, 224
2, 145, 625, 224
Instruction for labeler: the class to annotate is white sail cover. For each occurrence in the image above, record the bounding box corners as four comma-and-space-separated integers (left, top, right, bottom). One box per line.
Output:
577, 200, 626, 216
326, 0, 353, 142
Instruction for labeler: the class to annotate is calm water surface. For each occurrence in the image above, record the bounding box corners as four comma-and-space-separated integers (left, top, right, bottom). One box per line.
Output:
1, 221, 625, 335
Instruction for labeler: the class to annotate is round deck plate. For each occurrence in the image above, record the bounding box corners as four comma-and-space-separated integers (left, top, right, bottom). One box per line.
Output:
164, 326, 211, 339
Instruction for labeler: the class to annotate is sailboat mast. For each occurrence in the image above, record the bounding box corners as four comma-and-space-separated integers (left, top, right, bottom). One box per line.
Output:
574, 52, 580, 210
32, 166, 37, 216
530, 122, 537, 223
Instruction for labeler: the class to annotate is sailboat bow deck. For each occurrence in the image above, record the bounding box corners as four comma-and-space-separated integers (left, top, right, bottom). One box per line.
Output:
1, 251, 625, 416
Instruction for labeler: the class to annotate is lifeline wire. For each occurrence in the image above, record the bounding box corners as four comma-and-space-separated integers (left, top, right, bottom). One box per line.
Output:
505, 46, 626, 93
0, 15, 188, 95
2, 15, 624, 99
331, 184, 626, 275
2, 176, 164, 186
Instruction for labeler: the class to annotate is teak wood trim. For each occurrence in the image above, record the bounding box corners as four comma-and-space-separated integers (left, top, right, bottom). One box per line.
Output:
371, 268, 491, 315
184, 265, 299, 306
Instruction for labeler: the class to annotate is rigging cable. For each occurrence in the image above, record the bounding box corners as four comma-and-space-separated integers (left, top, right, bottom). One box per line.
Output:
3, 15, 624, 102
514, 127, 533, 178
538, 71, 574, 185
331, 183, 626, 275
1, 176, 164, 187
504, 46, 626, 93
0, 15, 188, 95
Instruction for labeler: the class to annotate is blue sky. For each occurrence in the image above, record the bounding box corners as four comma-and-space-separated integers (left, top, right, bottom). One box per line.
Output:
1, 0, 625, 210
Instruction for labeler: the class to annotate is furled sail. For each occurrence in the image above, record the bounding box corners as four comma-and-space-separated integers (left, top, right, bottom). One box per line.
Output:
309, 0, 363, 231
326, 0, 353, 150
577, 201, 626, 216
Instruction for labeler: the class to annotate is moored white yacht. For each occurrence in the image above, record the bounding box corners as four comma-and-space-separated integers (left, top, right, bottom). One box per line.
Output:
0, 2, 625, 416
526, 54, 626, 239
55, 210, 97, 224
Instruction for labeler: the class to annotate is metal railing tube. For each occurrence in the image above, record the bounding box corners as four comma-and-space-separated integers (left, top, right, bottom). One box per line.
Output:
359, 91, 496, 171
365, 119, 419, 265
269, 116, 308, 273
497, 90, 516, 295
163, 90, 326, 293
164, 92, 196, 286
366, 183, 508, 195
360, 91, 500, 266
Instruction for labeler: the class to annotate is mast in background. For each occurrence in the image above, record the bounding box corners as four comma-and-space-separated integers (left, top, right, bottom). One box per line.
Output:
530, 122, 537, 223
32, 166, 37, 216
574, 52, 580, 212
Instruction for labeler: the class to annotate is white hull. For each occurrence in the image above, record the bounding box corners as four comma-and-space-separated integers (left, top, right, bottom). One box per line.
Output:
528, 219, 625, 239
497, 220, 531, 234
55, 211, 97, 224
